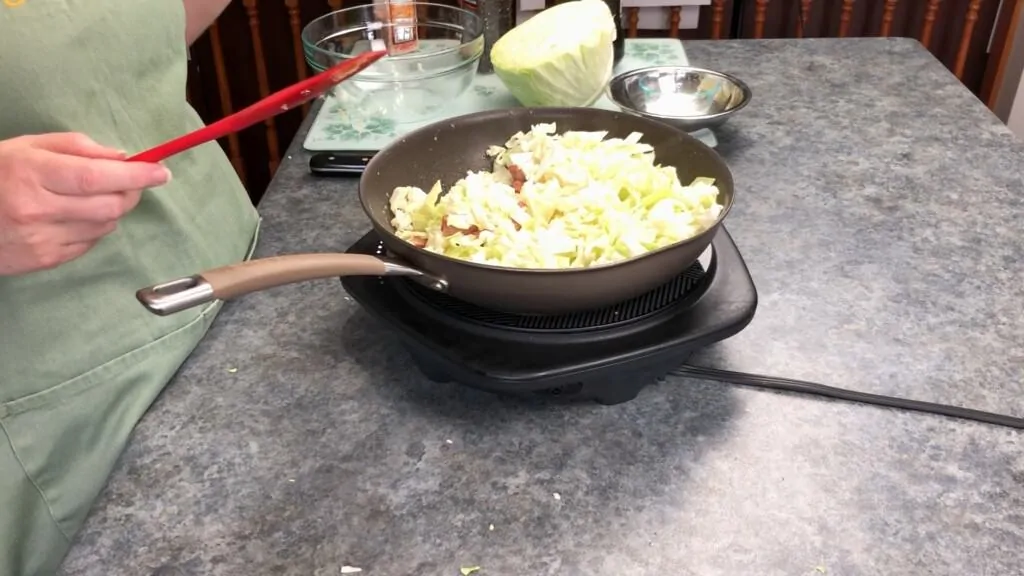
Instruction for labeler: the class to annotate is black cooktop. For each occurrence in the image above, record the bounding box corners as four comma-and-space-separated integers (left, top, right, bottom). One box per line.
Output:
341, 227, 758, 405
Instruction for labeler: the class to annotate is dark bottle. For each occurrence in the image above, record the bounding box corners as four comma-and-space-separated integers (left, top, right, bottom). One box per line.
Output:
604, 0, 625, 65
476, 0, 515, 74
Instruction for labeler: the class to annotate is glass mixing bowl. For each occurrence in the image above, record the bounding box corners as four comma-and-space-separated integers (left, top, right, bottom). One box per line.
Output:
302, 3, 484, 124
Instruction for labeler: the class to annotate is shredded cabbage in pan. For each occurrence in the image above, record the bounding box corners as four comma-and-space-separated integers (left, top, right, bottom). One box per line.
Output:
388, 122, 723, 269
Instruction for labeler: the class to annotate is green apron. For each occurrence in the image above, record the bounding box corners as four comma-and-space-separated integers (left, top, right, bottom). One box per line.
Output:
0, 2, 260, 574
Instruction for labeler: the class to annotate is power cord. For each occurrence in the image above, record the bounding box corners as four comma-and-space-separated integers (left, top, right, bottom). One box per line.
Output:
671, 364, 1024, 429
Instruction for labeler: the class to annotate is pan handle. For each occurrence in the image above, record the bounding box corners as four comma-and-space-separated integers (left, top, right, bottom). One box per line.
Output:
135, 253, 448, 316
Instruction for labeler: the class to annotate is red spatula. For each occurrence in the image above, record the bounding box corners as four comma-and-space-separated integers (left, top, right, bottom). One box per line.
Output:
128, 50, 387, 164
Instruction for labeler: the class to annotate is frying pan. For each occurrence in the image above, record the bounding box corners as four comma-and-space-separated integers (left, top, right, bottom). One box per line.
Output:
137, 107, 735, 316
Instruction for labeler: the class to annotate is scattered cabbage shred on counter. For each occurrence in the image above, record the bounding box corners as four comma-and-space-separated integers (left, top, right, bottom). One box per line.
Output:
388, 123, 723, 269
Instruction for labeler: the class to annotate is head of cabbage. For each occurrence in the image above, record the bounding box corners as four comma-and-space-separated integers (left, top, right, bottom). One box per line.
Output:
490, 0, 617, 108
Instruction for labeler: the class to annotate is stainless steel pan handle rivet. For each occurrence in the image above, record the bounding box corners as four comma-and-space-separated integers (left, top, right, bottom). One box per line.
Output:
381, 259, 449, 292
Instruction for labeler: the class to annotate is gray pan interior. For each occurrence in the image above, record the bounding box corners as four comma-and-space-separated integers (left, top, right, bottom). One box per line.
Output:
359, 107, 735, 315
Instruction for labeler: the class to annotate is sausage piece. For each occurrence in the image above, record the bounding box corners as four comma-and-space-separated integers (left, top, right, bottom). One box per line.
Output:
507, 163, 526, 193
441, 215, 480, 237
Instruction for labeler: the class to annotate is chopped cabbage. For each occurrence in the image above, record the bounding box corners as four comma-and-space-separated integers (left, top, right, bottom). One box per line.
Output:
490, 0, 616, 107
389, 123, 724, 269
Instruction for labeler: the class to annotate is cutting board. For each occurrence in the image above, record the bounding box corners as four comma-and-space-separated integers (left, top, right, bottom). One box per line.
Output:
302, 38, 716, 152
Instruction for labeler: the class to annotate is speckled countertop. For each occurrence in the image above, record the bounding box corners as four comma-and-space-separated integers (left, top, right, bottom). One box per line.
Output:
61, 38, 1024, 576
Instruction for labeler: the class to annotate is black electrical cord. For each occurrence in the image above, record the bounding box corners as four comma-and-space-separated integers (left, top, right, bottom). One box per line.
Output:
672, 364, 1024, 430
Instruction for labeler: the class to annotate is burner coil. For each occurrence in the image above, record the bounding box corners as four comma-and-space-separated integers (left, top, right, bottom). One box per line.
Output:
398, 263, 708, 333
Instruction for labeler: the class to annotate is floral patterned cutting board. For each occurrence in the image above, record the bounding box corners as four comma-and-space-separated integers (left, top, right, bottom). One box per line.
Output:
302, 39, 716, 151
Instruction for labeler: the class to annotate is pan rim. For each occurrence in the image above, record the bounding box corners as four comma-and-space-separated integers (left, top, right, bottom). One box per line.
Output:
359, 106, 735, 275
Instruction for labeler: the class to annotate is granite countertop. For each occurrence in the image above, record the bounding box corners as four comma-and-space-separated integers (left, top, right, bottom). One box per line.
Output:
62, 38, 1024, 575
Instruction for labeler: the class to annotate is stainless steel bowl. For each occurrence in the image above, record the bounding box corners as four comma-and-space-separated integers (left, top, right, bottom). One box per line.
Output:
606, 66, 752, 132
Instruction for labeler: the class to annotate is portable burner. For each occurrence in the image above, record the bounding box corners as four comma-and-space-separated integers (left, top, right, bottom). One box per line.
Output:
341, 227, 757, 405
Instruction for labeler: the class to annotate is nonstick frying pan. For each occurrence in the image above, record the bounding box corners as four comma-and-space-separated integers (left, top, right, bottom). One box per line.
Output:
137, 107, 735, 316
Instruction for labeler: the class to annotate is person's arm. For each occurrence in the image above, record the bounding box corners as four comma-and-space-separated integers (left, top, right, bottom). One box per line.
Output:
183, 0, 233, 46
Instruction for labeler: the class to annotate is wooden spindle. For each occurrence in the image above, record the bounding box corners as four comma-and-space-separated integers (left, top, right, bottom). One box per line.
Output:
285, 0, 310, 116
838, 0, 855, 36
417, 4, 429, 38
880, 0, 898, 36
668, 7, 681, 37
626, 7, 639, 37
327, 0, 344, 48
797, 0, 812, 37
954, 0, 984, 78
753, 0, 769, 38
208, 22, 246, 185
920, 0, 941, 48
243, 0, 281, 175
711, 0, 726, 39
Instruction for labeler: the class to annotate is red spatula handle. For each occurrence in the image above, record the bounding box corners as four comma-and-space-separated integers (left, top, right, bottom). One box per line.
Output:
128, 50, 387, 164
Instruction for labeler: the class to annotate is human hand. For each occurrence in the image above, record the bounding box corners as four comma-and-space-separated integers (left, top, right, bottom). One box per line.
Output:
0, 132, 172, 276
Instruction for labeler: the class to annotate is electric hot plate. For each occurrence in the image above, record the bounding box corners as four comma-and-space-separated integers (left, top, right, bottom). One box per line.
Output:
341, 227, 758, 405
